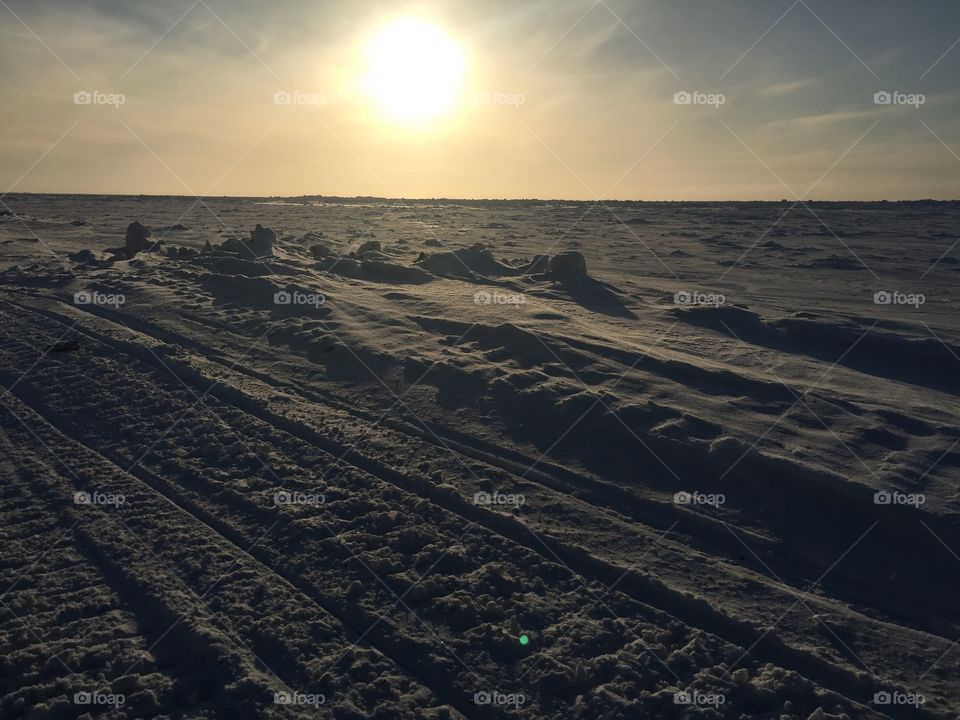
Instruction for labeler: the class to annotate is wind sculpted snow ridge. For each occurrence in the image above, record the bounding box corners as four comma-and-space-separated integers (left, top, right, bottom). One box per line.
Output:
1, 195, 959, 719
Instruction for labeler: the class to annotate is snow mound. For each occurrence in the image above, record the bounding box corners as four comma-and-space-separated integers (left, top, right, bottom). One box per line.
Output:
68, 249, 97, 264
548, 251, 588, 277
356, 239, 382, 256
310, 243, 335, 259
416, 243, 519, 279
360, 259, 434, 284
218, 225, 277, 259
124, 221, 156, 258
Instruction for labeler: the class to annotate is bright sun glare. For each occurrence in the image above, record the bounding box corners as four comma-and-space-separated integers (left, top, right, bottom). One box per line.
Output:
365, 18, 465, 127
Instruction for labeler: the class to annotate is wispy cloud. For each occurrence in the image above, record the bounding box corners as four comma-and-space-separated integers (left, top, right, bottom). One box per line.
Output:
761, 109, 880, 130
759, 77, 820, 96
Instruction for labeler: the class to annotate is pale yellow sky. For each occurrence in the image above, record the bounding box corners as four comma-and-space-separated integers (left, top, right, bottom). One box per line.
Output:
1, 0, 959, 200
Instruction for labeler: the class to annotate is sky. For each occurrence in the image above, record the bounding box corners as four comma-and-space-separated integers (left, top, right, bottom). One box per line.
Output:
1, 0, 959, 200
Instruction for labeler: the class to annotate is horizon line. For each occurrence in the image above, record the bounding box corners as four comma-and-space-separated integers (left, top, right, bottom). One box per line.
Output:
5, 192, 960, 205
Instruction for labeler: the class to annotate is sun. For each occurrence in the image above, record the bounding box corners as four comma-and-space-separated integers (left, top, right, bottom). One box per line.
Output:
365, 18, 465, 127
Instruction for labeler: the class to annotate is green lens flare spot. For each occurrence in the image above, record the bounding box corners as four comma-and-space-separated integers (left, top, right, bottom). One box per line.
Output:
519, 634, 530, 646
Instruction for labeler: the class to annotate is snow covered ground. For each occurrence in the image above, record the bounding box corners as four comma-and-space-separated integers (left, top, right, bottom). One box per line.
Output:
1, 194, 958, 719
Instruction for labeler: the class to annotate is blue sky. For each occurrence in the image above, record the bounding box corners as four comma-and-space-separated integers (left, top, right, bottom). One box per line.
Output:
1, 0, 958, 199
